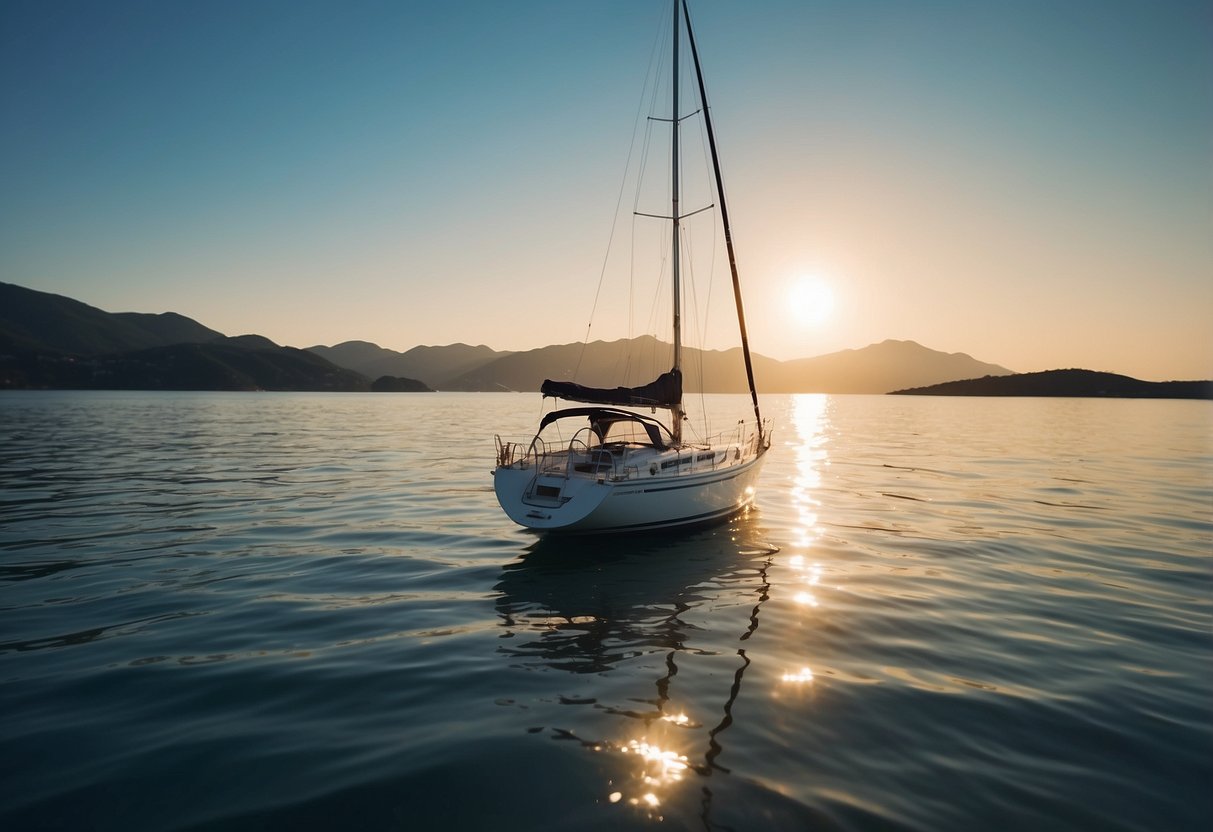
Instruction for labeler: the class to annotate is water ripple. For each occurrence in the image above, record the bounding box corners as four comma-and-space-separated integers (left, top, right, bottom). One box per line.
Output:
0, 392, 1209, 831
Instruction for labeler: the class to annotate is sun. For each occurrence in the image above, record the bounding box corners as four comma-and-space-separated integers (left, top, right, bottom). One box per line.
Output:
787, 275, 835, 327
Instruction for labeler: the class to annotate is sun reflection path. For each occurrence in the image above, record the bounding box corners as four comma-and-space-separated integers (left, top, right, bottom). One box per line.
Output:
782, 667, 815, 683
789, 555, 824, 610
623, 739, 690, 786
782, 395, 830, 693
606, 734, 693, 817
790, 394, 829, 550
592, 477, 823, 821
793, 591, 819, 607
783, 555, 822, 690
604, 557, 778, 817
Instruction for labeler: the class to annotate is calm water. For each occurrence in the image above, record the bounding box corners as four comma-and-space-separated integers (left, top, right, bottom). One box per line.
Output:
1, 391, 1210, 831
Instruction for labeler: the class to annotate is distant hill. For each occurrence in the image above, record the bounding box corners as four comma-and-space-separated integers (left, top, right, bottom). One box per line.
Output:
222, 334, 281, 351
111, 311, 226, 346
371, 375, 435, 392
891, 369, 1213, 399
307, 341, 506, 389
772, 339, 1012, 394
306, 341, 399, 376
2, 341, 371, 391
1, 281, 225, 355
0, 282, 428, 392
444, 335, 698, 392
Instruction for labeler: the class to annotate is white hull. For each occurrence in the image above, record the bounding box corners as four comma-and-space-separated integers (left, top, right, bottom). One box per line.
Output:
494, 444, 767, 534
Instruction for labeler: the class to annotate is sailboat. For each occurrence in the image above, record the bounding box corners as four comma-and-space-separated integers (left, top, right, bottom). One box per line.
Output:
493, 0, 770, 533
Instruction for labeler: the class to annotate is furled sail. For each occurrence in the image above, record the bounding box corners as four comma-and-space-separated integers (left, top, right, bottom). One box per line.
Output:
540, 369, 681, 408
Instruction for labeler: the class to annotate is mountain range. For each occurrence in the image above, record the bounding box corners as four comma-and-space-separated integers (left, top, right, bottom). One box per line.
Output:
21, 279, 1205, 397
308, 335, 1014, 394
0, 282, 379, 392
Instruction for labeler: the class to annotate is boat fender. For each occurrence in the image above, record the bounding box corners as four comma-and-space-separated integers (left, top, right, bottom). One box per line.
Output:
734, 448, 740, 460
650, 463, 658, 476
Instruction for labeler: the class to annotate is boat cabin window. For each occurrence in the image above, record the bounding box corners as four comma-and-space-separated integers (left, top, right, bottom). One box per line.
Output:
593, 417, 669, 448
537, 409, 670, 450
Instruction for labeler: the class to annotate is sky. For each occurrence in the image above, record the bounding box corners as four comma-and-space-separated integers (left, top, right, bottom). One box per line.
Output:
2, 0, 1210, 381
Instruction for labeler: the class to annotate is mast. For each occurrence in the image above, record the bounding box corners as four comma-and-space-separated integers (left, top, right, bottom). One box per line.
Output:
681, 0, 764, 446
670, 0, 684, 445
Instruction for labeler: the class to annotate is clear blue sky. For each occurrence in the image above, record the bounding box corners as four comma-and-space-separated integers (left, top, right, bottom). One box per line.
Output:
2, 0, 1210, 380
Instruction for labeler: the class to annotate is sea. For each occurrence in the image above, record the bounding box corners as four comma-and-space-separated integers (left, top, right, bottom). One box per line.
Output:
1, 391, 1209, 832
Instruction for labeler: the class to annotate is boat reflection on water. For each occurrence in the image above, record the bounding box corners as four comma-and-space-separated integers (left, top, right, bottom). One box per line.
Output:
489, 395, 836, 826
493, 508, 788, 822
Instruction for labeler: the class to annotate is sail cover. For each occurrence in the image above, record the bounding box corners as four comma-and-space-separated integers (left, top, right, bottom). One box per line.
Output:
540, 369, 681, 408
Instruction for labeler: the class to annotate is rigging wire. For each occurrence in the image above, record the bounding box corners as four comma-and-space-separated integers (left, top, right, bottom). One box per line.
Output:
693, 109, 721, 440
562, 1, 750, 448
574, 8, 669, 383
670, 41, 722, 444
